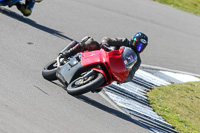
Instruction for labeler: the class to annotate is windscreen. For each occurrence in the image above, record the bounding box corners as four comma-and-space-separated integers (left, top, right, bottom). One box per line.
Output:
121, 47, 137, 70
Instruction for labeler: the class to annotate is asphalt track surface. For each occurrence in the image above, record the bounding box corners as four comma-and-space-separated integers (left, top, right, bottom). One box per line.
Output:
0, 0, 200, 133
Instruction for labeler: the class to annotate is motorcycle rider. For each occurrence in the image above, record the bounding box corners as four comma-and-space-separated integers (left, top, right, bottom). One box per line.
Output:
10, 0, 42, 17
60, 32, 148, 92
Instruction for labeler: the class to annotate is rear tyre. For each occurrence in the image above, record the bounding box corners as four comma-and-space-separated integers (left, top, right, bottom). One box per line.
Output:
42, 60, 58, 81
67, 71, 105, 96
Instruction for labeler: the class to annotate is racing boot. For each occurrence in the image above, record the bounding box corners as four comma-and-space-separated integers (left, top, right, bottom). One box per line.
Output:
60, 41, 78, 55
60, 36, 100, 59
60, 43, 82, 59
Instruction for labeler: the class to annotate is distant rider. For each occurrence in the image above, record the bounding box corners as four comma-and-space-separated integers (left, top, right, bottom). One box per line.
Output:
10, 0, 42, 17
60, 32, 148, 91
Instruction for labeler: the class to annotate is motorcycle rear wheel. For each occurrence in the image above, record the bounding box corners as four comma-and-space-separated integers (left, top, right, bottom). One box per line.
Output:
67, 71, 105, 96
42, 60, 58, 81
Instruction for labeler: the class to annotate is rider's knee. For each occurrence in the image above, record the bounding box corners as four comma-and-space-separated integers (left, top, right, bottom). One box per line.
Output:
86, 38, 100, 49
84, 41, 100, 51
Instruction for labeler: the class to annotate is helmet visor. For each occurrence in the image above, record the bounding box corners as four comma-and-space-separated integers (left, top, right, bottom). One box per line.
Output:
135, 42, 146, 53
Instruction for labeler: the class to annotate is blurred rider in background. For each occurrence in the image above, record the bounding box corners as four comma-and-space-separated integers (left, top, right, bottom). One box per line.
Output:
60, 32, 148, 92
10, 0, 42, 17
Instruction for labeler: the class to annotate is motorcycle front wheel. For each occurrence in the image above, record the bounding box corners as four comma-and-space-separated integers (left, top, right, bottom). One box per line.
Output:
67, 71, 105, 96
42, 60, 58, 81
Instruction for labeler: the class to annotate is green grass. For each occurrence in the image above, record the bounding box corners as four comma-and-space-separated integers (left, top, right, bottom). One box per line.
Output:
147, 81, 200, 133
153, 0, 200, 16
147, 1, 200, 132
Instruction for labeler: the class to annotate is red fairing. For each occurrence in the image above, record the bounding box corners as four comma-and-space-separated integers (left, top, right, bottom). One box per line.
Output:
81, 48, 129, 83
107, 50, 129, 83
81, 50, 106, 67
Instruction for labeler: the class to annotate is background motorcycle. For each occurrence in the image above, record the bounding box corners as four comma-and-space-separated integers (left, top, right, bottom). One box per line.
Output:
42, 41, 137, 96
0, 0, 20, 7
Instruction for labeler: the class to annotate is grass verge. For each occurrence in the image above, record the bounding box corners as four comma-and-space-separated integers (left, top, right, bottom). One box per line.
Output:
147, 81, 200, 133
153, 0, 200, 16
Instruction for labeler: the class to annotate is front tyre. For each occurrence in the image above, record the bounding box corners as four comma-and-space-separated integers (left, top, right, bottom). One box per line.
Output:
67, 71, 105, 96
42, 60, 58, 81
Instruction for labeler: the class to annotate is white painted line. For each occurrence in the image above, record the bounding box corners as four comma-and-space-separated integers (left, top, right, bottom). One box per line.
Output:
135, 69, 170, 86
99, 91, 125, 113
141, 64, 200, 77
160, 71, 200, 82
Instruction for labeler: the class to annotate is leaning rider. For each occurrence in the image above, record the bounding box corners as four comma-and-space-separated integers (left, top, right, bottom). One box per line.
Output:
60, 32, 148, 91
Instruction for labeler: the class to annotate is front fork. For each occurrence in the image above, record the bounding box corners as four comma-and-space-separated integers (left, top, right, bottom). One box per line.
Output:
92, 67, 107, 82
56, 55, 61, 67
82, 70, 96, 79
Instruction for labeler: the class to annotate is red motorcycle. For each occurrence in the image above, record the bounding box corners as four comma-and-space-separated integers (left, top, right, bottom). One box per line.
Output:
42, 41, 137, 96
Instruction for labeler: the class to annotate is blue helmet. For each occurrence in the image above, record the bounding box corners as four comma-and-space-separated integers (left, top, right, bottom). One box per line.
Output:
130, 32, 148, 53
